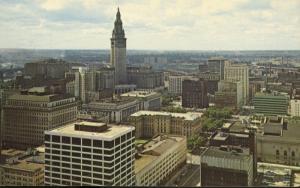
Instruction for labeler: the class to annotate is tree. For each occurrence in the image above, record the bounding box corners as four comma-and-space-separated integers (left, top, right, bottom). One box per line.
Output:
187, 135, 207, 153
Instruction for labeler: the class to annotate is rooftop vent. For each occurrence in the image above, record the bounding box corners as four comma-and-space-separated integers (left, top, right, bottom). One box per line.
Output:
74, 122, 108, 133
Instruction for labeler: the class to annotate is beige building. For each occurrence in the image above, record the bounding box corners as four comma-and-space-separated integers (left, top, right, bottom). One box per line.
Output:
129, 111, 203, 138
168, 75, 193, 95
135, 135, 187, 186
224, 62, 249, 105
83, 97, 140, 123
257, 119, 300, 166
121, 91, 162, 110
2, 89, 77, 149
0, 147, 44, 186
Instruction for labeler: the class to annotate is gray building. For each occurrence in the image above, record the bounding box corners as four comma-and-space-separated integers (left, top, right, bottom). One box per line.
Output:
110, 8, 127, 85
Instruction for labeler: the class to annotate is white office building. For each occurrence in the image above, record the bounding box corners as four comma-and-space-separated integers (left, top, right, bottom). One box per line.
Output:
291, 99, 300, 117
44, 121, 135, 186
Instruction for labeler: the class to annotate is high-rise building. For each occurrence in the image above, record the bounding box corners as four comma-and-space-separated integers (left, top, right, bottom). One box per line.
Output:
182, 79, 209, 109
215, 81, 243, 109
207, 57, 226, 80
110, 8, 127, 85
44, 121, 135, 186
127, 66, 164, 89
224, 62, 249, 104
168, 75, 193, 95
2, 88, 77, 149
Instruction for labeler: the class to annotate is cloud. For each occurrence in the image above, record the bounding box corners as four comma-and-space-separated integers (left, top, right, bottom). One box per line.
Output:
0, 0, 299, 50
38, 0, 70, 11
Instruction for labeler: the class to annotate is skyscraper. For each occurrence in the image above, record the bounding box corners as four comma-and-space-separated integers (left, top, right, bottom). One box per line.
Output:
110, 8, 127, 85
44, 121, 135, 186
224, 62, 249, 105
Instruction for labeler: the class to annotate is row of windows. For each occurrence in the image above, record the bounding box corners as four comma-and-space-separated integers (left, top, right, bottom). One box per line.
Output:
45, 133, 134, 148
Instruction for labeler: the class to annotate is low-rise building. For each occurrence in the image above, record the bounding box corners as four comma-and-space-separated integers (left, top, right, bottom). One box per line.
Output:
121, 91, 161, 111
129, 111, 203, 138
135, 135, 187, 186
0, 147, 44, 186
253, 92, 289, 116
200, 146, 254, 186
257, 118, 300, 166
83, 97, 140, 123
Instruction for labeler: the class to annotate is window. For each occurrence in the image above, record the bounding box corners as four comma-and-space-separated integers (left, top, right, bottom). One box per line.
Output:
72, 146, 81, 151
83, 154, 91, 158
82, 166, 91, 171
62, 145, 70, 150
62, 157, 70, 162
62, 136, 70, 144
45, 135, 50, 142
292, 151, 295, 159
72, 137, 81, 145
72, 152, 81, 157
72, 164, 81, 170
93, 140, 102, 148
52, 135, 60, 143
72, 158, 81, 163
104, 141, 114, 148
72, 170, 81, 175
82, 139, 91, 146
82, 147, 91, 153
83, 160, 91, 165
62, 168, 70, 173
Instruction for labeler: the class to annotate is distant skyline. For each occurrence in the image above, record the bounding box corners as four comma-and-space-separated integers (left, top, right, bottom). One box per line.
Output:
0, 0, 299, 50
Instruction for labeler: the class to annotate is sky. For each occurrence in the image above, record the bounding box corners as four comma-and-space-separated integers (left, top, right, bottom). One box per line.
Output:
0, 0, 299, 50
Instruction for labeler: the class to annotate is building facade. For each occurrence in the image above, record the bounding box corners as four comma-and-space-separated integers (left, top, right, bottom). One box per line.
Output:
253, 93, 289, 116
129, 111, 203, 138
0, 148, 44, 186
215, 81, 243, 109
127, 66, 164, 90
200, 147, 253, 186
2, 91, 77, 149
121, 91, 161, 111
207, 57, 226, 80
110, 8, 127, 85
182, 79, 209, 109
224, 62, 249, 105
290, 99, 300, 117
83, 97, 140, 123
44, 121, 135, 186
135, 135, 187, 186
168, 75, 193, 95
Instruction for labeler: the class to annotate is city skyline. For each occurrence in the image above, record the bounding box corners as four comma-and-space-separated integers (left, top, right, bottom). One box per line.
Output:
0, 0, 299, 50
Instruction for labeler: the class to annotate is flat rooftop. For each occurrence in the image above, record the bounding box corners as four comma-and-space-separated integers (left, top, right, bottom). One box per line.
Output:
121, 91, 160, 98
202, 147, 250, 160
91, 96, 137, 105
46, 121, 135, 140
135, 135, 185, 174
0, 149, 44, 172
131, 110, 203, 121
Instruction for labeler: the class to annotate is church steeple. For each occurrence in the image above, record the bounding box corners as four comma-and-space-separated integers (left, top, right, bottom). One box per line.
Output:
112, 7, 125, 39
